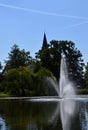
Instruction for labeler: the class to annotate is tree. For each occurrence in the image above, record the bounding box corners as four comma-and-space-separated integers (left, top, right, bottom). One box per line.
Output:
5, 44, 32, 69
84, 63, 88, 87
3, 67, 33, 96
36, 40, 61, 79
33, 68, 53, 96
0, 66, 53, 96
57, 40, 85, 86
0, 62, 2, 74
0, 62, 2, 70
36, 40, 84, 86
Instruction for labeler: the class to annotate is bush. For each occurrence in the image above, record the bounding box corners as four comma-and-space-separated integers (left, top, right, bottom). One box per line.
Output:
2, 67, 33, 96
33, 68, 53, 96
0, 67, 53, 96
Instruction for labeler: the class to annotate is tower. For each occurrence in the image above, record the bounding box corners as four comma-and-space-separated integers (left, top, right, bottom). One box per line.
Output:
42, 33, 48, 48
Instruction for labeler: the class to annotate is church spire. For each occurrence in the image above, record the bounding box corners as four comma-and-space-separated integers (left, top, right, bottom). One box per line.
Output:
42, 33, 48, 48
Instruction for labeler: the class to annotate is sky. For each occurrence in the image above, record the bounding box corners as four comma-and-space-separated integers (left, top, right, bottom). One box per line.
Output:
0, 0, 88, 65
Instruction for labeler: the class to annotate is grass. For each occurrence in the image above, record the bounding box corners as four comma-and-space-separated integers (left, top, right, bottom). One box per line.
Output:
0, 88, 88, 97
0, 92, 11, 97
77, 88, 88, 95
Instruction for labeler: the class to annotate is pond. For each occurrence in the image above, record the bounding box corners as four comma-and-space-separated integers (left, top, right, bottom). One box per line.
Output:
0, 97, 88, 130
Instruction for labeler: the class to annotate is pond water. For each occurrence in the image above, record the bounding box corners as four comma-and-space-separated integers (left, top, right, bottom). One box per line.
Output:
0, 97, 88, 130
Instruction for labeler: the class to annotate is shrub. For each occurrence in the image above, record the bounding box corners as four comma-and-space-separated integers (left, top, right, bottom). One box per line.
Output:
2, 67, 33, 96
33, 68, 53, 96
0, 67, 54, 96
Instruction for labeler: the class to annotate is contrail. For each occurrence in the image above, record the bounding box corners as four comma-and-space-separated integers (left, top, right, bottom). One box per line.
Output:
64, 21, 88, 29
0, 3, 88, 20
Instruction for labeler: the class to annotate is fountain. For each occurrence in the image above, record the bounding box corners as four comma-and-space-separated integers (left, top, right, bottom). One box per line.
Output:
59, 56, 76, 98
27, 56, 77, 130
46, 56, 77, 130
47, 55, 76, 98
59, 56, 76, 130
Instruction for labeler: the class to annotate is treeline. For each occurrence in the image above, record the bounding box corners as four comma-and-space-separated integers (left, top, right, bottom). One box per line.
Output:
0, 34, 88, 96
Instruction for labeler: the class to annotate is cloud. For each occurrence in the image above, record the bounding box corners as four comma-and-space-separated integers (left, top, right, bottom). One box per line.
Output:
64, 21, 88, 29
0, 3, 88, 20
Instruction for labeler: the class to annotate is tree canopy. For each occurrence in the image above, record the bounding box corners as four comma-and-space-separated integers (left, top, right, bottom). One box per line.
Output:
84, 63, 88, 87
36, 40, 84, 86
5, 44, 32, 69
36, 41, 61, 79
57, 40, 84, 86
0, 35, 87, 97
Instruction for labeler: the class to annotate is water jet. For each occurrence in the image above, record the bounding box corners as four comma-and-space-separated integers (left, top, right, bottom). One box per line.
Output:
47, 56, 76, 98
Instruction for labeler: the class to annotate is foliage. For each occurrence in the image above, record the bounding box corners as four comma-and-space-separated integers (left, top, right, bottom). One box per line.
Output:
36, 41, 61, 79
84, 62, 88, 87
31, 68, 53, 96
57, 40, 85, 86
36, 40, 84, 86
77, 88, 88, 94
0, 66, 53, 96
0, 92, 10, 97
0, 62, 2, 70
5, 44, 32, 69
33, 61, 42, 73
0, 37, 85, 96
3, 67, 33, 96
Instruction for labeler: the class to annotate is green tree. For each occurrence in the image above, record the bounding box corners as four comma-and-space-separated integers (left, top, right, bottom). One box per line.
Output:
57, 40, 84, 86
0, 62, 3, 75
36, 43, 61, 79
5, 44, 32, 69
36, 40, 84, 86
3, 67, 33, 96
33, 68, 53, 96
0, 62, 2, 70
0, 66, 53, 96
84, 63, 88, 87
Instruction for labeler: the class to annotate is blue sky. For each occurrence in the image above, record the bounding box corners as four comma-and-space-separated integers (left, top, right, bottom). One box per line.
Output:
0, 0, 88, 65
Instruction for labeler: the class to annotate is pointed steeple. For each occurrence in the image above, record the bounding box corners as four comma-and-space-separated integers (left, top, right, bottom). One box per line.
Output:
42, 33, 48, 48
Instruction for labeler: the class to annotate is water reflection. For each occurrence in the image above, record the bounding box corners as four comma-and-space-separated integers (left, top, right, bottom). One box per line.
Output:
79, 102, 88, 130
0, 98, 87, 130
47, 98, 77, 130
60, 99, 76, 130
0, 116, 6, 130
48, 102, 60, 125
0, 99, 61, 130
